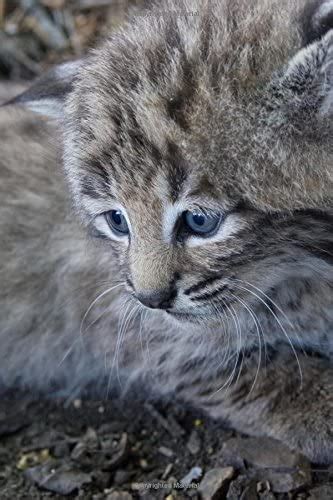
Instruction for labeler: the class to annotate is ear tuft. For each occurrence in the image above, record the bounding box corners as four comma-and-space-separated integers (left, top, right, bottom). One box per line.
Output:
271, 29, 333, 118
4, 59, 84, 119
302, 0, 333, 45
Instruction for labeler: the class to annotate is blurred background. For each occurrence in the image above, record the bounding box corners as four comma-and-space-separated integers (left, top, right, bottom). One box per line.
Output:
0, 0, 146, 80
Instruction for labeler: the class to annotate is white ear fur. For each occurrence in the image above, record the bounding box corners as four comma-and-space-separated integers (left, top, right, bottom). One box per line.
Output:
5, 59, 84, 119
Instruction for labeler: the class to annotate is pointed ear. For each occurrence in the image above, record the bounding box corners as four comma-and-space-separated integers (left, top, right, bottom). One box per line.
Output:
5, 59, 84, 119
272, 29, 333, 118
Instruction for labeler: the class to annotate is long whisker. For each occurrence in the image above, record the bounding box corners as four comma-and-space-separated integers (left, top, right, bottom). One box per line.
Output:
80, 283, 125, 341
59, 284, 125, 369
229, 292, 262, 395
233, 278, 305, 356
232, 282, 303, 387
58, 337, 82, 367
116, 303, 141, 383
228, 300, 244, 387
211, 302, 230, 366
105, 297, 132, 396
138, 306, 145, 361
209, 299, 242, 398
104, 294, 130, 375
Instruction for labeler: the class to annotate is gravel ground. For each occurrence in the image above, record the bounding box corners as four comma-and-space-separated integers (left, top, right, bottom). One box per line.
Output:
0, 396, 332, 499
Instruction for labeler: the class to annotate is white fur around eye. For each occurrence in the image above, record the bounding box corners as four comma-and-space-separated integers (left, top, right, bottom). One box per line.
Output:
163, 201, 188, 243
94, 210, 131, 243
186, 213, 245, 247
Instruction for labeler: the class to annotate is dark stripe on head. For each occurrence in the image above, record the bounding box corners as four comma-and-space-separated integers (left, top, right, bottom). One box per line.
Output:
190, 284, 230, 302
184, 274, 222, 295
166, 141, 188, 202
166, 58, 196, 131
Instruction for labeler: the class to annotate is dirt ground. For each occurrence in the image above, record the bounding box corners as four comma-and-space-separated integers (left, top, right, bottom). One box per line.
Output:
0, 395, 332, 499
1, 2, 333, 499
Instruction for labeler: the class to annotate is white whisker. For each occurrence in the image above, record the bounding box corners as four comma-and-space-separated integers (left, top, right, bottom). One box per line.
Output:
229, 292, 263, 395
232, 282, 303, 387
80, 282, 125, 341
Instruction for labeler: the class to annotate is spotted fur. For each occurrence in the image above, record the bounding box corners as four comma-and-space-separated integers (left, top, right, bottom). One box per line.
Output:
1, 0, 333, 463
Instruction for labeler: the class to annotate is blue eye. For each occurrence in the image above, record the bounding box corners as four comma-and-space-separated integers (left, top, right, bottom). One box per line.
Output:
184, 210, 222, 236
105, 210, 129, 236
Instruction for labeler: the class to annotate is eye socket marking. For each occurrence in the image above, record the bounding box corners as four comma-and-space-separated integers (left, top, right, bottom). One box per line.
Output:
105, 209, 129, 236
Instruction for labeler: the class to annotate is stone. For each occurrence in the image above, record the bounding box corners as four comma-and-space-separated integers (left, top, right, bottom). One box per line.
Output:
180, 466, 203, 487
227, 475, 257, 500
308, 484, 333, 499
222, 437, 311, 493
25, 462, 91, 495
199, 467, 235, 500
187, 430, 201, 455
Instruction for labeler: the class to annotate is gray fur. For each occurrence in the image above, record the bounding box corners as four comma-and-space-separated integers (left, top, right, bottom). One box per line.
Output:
1, 0, 333, 463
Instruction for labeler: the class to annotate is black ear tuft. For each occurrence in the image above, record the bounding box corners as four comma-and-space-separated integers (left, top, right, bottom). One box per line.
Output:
302, 0, 333, 45
3, 59, 84, 118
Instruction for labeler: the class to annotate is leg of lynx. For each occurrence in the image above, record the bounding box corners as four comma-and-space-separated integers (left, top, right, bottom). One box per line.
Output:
195, 348, 333, 463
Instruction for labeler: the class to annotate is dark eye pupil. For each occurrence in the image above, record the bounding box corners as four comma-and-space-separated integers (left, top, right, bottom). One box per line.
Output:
112, 211, 123, 226
105, 209, 129, 235
192, 213, 205, 226
183, 209, 222, 236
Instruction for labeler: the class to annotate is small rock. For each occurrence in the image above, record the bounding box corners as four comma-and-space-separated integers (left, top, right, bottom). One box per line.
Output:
222, 437, 311, 493
71, 427, 99, 464
257, 481, 270, 493
308, 484, 333, 499
139, 458, 149, 469
161, 463, 174, 480
25, 462, 91, 495
180, 466, 203, 487
227, 475, 256, 500
199, 467, 235, 500
104, 433, 128, 469
113, 469, 132, 485
16, 449, 51, 470
84, 427, 98, 443
240, 483, 259, 500
187, 430, 201, 455
158, 446, 174, 458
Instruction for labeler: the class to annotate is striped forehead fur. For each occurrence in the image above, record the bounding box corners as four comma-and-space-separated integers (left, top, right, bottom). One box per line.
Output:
64, 0, 333, 221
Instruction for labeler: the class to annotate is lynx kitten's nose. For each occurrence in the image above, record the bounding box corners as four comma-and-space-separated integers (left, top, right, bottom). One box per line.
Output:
136, 289, 176, 310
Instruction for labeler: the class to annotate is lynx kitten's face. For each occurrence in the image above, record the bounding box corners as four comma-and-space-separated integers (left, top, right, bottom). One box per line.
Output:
16, 0, 333, 326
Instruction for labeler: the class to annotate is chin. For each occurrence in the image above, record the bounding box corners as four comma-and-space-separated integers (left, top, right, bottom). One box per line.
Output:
165, 310, 209, 326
